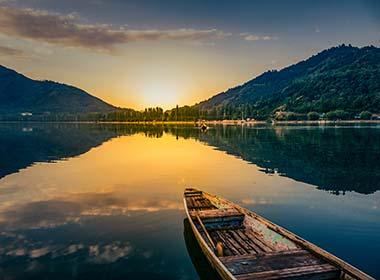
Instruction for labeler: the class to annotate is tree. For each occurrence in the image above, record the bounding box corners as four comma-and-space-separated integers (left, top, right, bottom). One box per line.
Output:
307, 112, 320, 120
326, 110, 349, 120
359, 111, 372, 120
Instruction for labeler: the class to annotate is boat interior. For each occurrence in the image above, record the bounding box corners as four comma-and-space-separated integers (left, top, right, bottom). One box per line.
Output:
185, 188, 343, 280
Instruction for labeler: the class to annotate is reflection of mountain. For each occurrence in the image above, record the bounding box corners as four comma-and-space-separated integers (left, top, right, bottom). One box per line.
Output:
0, 123, 378, 194
0, 123, 116, 179
0, 123, 182, 180
189, 125, 380, 195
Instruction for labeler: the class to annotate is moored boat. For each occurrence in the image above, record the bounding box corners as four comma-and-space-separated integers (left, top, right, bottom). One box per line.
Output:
183, 188, 374, 280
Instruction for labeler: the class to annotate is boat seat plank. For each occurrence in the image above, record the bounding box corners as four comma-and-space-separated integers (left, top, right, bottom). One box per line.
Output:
197, 208, 243, 219
234, 264, 340, 280
186, 196, 216, 210
220, 249, 339, 278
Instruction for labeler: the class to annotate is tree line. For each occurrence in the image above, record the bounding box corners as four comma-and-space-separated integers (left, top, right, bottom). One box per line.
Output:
1, 105, 375, 122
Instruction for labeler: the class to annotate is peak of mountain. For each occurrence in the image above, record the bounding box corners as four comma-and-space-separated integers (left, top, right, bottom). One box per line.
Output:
0, 65, 117, 114
197, 44, 380, 119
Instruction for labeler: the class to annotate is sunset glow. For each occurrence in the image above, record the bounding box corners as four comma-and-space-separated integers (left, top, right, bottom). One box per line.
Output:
0, 0, 378, 109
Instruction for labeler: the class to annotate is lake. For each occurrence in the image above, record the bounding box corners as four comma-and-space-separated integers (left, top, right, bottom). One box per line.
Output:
0, 123, 379, 279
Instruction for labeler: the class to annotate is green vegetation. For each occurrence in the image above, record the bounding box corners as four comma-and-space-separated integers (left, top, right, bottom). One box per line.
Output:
325, 110, 349, 120
307, 112, 320, 120
359, 111, 372, 120
175, 45, 380, 121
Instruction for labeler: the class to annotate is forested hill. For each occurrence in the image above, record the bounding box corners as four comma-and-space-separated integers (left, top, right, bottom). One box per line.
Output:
1, 44, 379, 122
0, 65, 117, 114
191, 45, 380, 120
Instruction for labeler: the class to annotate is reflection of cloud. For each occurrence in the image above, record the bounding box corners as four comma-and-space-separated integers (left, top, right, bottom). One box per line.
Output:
62, 244, 85, 256
1, 200, 81, 230
0, 6, 230, 52
0, 192, 183, 230
88, 242, 132, 264
6, 248, 26, 257
0, 233, 132, 264
30, 247, 50, 258
241, 198, 271, 205
0, 183, 27, 195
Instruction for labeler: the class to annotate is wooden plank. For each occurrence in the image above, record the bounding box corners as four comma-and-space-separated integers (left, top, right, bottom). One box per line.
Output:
235, 264, 340, 280
197, 209, 243, 219
224, 231, 250, 255
228, 230, 257, 254
220, 249, 306, 263
210, 231, 233, 256
215, 231, 240, 256
187, 196, 217, 210
195, 214, 216, 250
220, 249, 327, 275
215, 231, 239, 255
244, 229, 274, 253
235, 229, 265, 254
185, 190, 203, 196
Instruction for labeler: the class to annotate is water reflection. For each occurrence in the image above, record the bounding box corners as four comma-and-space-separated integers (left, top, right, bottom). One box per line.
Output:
1, 123, 379, 194
196, 125, 380, 194
0, 210, 193, 279
0, 123, 379, 279
183, 219, 220, 280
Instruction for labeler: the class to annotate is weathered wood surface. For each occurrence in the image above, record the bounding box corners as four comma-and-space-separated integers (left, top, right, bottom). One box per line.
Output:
210, 229, 274, 256
195, 214, 216, 250
220, 249, 333, 275
183, 188, 374, 280
197, 208, 244, 219
234, 264, 340, 280
185, 196, 216, 210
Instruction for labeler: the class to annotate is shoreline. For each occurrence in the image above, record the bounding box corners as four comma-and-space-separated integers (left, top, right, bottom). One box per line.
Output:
0, 120, 379, 125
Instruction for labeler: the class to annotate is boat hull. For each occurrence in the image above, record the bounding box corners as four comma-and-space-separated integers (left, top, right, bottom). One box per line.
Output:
183, 188, 374, 280
184, 197, 236, 280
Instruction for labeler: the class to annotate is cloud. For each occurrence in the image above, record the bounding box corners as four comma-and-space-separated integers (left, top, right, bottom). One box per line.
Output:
240, 33, 278, 41
0, 44, 25, 57
0, 6, 230, 52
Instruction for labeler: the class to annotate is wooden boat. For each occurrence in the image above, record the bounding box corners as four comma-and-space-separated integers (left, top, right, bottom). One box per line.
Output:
183, 188, 374, 280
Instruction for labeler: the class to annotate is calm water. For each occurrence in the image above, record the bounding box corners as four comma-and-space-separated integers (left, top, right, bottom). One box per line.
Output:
0, 123, 379, 279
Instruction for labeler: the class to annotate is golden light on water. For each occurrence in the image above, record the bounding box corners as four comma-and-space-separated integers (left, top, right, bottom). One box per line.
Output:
0, 132, 296, 222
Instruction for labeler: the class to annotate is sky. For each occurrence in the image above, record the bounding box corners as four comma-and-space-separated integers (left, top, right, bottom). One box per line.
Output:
0, 0, 379, 109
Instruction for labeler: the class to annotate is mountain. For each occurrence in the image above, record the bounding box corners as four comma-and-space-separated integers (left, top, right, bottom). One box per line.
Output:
196, 45, 380, 120
0, 65, 117, 114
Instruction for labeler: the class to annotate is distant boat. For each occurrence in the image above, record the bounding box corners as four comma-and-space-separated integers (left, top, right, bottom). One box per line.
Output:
183, 188, 373, 280
200, 123, 208, 131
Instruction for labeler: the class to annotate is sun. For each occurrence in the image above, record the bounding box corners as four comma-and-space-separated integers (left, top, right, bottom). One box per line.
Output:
137, 77, 185, 109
